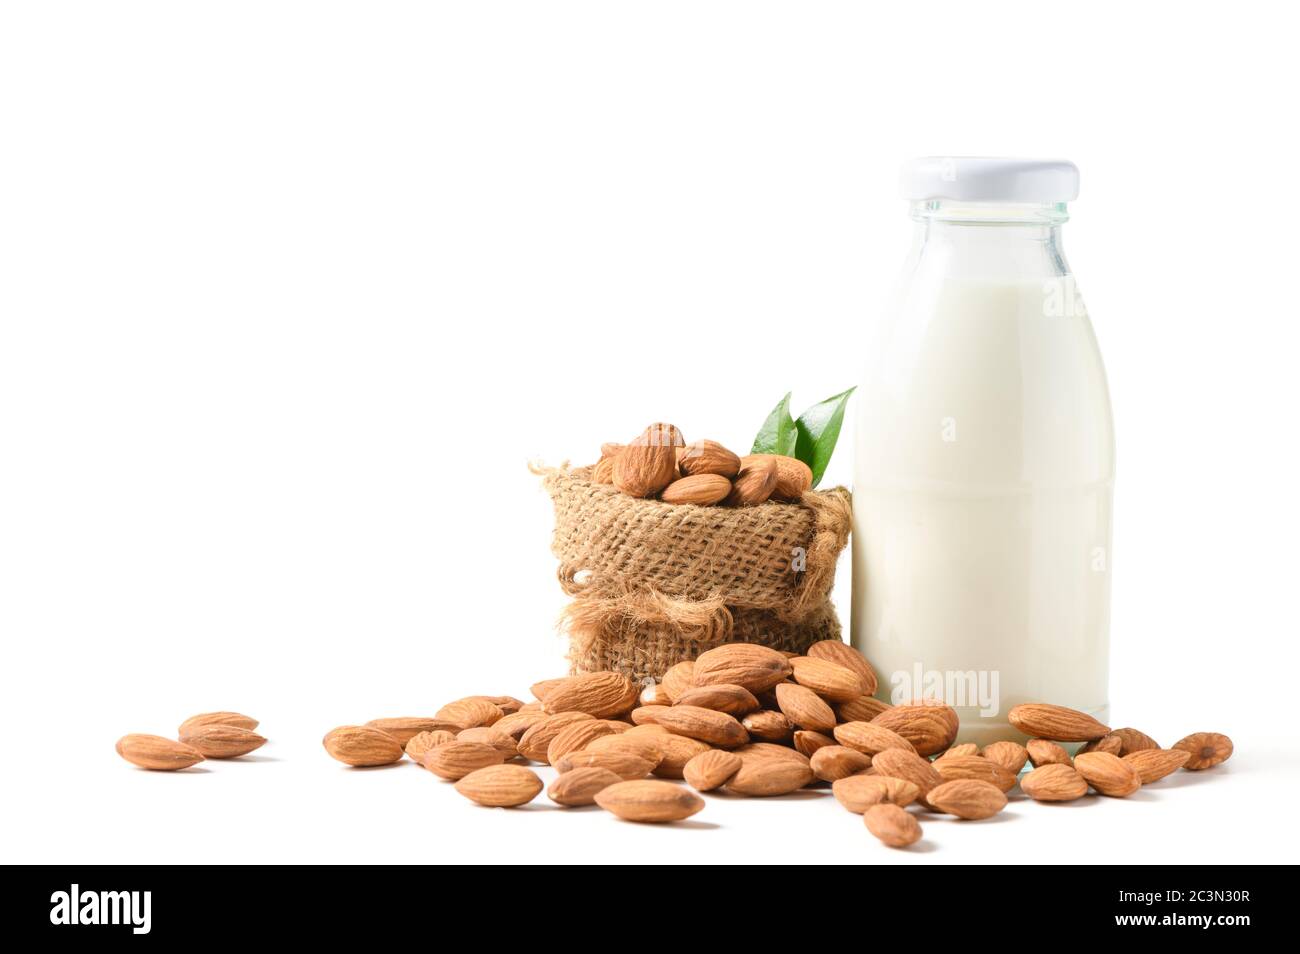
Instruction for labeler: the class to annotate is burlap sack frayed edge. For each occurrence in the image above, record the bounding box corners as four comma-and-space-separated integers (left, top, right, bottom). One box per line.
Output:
535, 462, 852, 682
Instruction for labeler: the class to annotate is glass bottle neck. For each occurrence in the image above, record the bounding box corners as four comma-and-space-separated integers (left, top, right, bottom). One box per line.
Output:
909, 200, 1071, 281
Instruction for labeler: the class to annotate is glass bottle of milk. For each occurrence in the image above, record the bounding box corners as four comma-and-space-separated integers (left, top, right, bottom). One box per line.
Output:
852, 158, 1113, 746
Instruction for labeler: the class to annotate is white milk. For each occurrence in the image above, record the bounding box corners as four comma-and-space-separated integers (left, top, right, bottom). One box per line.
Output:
853, 274, 1114, 745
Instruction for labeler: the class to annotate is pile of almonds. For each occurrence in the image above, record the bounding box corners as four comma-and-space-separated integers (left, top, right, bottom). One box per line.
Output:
595, 422, 812, 506
316, 641, 1234, 847
116, 711, 266, 769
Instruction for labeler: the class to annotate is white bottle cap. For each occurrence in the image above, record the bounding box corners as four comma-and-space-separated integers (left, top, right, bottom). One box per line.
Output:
900, 157, 1079, 203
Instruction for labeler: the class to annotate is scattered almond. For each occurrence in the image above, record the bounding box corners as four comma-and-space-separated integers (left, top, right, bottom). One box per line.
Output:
1026, 738, 1072, 768
594, 780, 704, 823
543, 672, 639, 719
650, 734, 712, 779
741, 709, 794, 742
1078, 733, 1123, 756
651, 705, 749, 747
726, 755, 815, 796
179, 723, 267, 759
683, 750, 743, 791
365, 717, 457, 747
422, 741, 507, 780
1111, 727, 1160, 755
980, 740, 1029, 774
456, 726, 518, 759
936, 743, 980, 760
1007, 703, 1110, 742
835, 695, 892, 723
833, 720, 917, 757
1124, 748, 1191, 784
673, 683, 759, 716
454, 764, 543, 807
546, 719, 618, 766
117, 734, 205, 771
932, 754, 1017, 793
863, 803, 922, 848
660, 661, 697, 701
177, 711, 258, 735
516, 711, 596, 762
693, 643, 792, 693
1074, 751, 1142, 797
548, 767, 624, 807
807, 640, 879, 696
870, 701, 958, 756
405, 730, 455, 763
1172, 732, 1233, 770
832, 774, 919, 812
789, 655, 866, 702
793, 730, 836, 757
810, 745, 872, 782
869, 748, 943, 802
435, 698, 504, 730
554, 749, 655, 779
927, 779, 1008, 820
1020, 763, 1089, 802
322, 725, 404, 767
775, 683, 836, 732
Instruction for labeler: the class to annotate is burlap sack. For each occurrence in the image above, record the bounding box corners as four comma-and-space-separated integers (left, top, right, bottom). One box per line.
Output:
540, 465, 852, 684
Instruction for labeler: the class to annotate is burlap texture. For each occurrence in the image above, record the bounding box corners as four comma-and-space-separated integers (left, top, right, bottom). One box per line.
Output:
540, 465, 851, 683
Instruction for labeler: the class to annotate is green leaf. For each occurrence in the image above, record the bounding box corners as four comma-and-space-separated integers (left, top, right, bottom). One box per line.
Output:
751, 392, 799, 457
794, 387, 856, 487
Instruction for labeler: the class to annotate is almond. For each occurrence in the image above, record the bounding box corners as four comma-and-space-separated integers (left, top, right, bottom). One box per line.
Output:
673, 683, 759, 716
1112, 727, 1160, 755
1026, 738, 1072, 768
683, 750, 744, 791
927, 779, 1007, 820
547, 767, 624, 807
178, 724, 267, 759
594, 780, 704, 823
593, 456, 616, 483
650, 734, 711, 779
422, 741, 507, 780
1078, 733, 1123, 756
741, 453, 813, 501
725, 456, 778, 506
1173, 732, 1233, 770
474, 695, 526, 715
530, 678, 566, 702
870, 701, 958, 756
631, 422, 685, 448
491, 709, 549, 741
614, 443, 677, 497
516, 711, 596, 762
936, 743, 981, 760
807, 640, 879, 696
693, 643, 792, 693
775, 683, 836, 732
639, 683, 673, 706
726, 755, 815, 796
869, 748, 943, 802
177, 711, 258, 735
116, 734, 205, 771
453, 764, 543, 807
405, 730, 455, 763
585, 732, 665, 767
661, 473, 732, 506
651, 705, 749, 747
832, 774, 919, 812
630, 704, 670, 725
660, 661, 696, 701
980, 740, 1029, 774
733, 742, 811, 764
1020, 763, 1089, 802
1074, 751, 1142, 797
833, 721, 917, 756
793, 730, 836, 757
679, 440, 741, 479
863, 803, 922, 848
836, 695, 892, 723
546, 719, 617, 766
932, 755, 1017, 793
789, 656, 866, 702
741, 709, 794, 743
1124, 748, 1191, 784
456, 726, 519, 759
810, 745, 873, 782
322, 725, 404, 767
554, 749, 655, 779
542, 672, 639, 718
435, 698, 504, 730
365, 717, 458, 747
1007, 703, 1110, 742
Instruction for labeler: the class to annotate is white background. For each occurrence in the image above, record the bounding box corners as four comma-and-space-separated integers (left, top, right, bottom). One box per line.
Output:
2, 1, 1296, 865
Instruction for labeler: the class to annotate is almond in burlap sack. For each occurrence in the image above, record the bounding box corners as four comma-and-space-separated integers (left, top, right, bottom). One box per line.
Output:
539, 465, 851, 684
